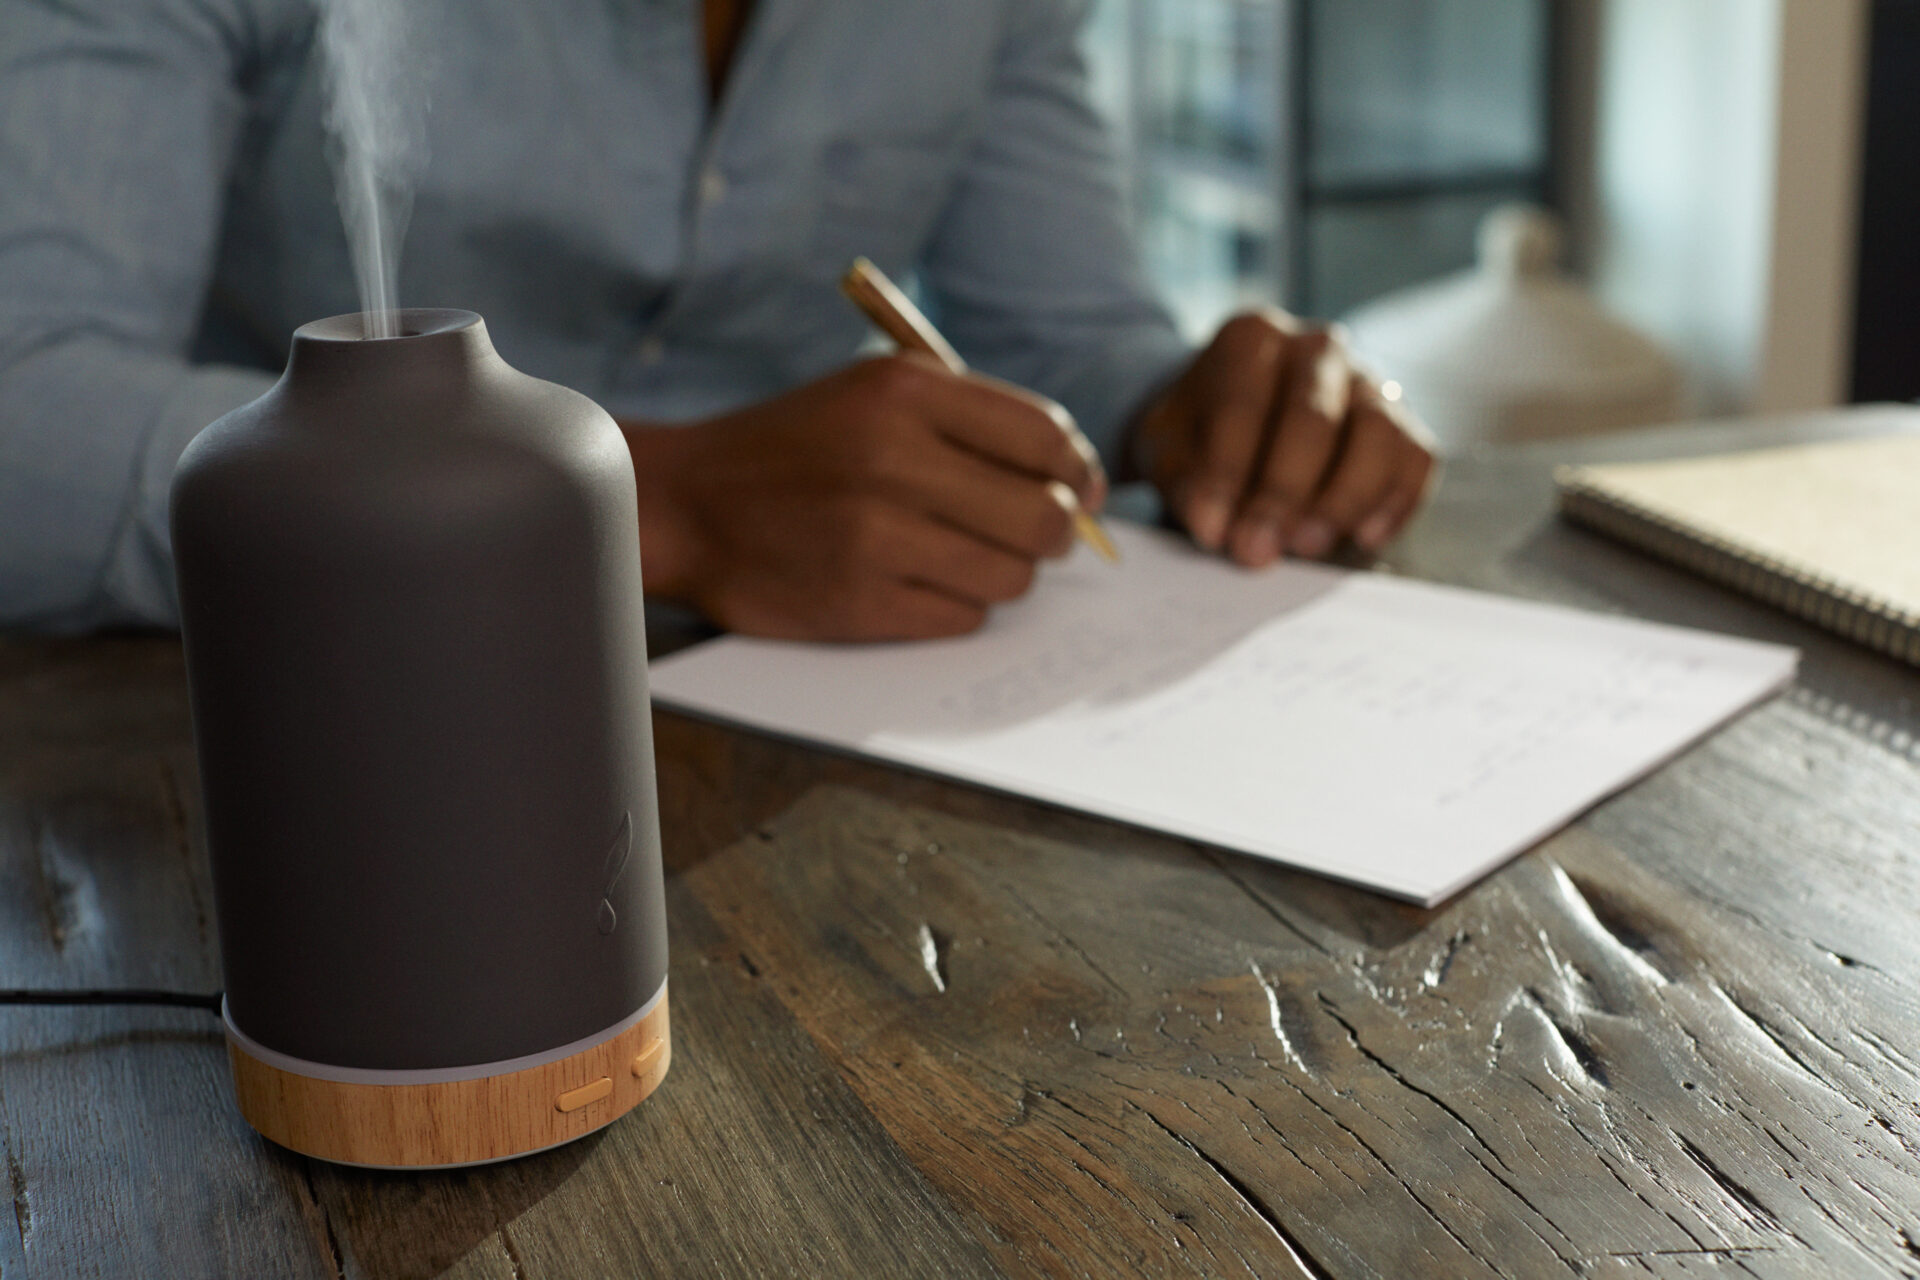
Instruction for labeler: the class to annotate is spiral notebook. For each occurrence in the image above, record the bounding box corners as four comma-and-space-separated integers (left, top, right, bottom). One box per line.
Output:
1556, 431, 1920, 667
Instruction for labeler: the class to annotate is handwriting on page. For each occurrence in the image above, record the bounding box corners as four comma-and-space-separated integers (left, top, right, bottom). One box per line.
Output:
932, 580, 1715, 814
937, 591, 1259, 725
649, 521, 1796, 904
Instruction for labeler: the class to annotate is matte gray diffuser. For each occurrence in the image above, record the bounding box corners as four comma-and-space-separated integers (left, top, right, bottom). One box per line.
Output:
170, 309, 670, 1167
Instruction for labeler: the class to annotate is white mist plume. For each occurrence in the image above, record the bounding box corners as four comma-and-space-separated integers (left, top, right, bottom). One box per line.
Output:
315, 0, 431, 340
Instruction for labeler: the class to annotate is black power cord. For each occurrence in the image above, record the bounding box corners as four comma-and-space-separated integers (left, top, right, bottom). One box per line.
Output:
0, 989, 223, 1013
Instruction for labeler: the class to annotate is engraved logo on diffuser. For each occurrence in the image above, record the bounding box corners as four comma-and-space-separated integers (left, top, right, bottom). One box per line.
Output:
598, 811, 632, 935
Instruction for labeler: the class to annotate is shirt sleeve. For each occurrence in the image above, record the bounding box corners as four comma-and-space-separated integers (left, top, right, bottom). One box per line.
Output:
0, 0, 281, 633
917, 0, 1193, 471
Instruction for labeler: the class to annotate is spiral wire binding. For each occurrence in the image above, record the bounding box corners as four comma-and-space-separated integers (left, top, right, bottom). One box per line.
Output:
1555, 466, 1920, 668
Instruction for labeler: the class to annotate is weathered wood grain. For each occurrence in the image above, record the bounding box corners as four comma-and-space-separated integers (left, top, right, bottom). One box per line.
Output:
0, 639, 336, 1280
3, 418, 1919, 1277
300, 879, 1002, 1280
682, 779, 1920, 1279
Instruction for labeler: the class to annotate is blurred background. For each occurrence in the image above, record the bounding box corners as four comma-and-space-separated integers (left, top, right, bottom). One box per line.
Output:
1079, 0, 1914, 445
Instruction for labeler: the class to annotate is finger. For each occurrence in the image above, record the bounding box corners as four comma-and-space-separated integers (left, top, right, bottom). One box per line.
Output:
887, 437, 1075, 561
869, 509, 1040, 608
1065, 426, 1110, 513
894, 361, 1097, 501
969, 372, 1113, 510
1354, 436, 1438, 552
1228, 328, 1351, 567
1134, 376, 1209, 510
830, 504, 1006, 637
1341, 376, 1437, 552
847, 581, 988, 642
1290, 405, 1405, 559
1179, 314, 1290, 551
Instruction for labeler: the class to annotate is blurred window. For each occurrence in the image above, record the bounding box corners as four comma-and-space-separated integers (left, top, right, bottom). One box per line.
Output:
1086, 0, 1556, 337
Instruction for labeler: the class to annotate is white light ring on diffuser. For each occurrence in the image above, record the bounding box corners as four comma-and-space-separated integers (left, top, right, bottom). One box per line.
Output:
222, 977, 668, 1086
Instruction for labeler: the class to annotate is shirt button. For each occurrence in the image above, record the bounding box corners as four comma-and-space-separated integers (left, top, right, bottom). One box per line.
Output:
636, 336, 665, 366
698, 167, 728, 207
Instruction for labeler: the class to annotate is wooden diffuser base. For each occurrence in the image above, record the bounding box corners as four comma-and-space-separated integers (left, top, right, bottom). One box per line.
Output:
227, 997, 671, 1168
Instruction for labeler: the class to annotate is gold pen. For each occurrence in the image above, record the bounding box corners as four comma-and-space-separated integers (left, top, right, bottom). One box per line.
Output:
839, 256, 1121, 565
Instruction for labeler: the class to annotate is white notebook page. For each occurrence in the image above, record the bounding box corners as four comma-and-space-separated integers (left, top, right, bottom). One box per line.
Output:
649, 521, 1797, 904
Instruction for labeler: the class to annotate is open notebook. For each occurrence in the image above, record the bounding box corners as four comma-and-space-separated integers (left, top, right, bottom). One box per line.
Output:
650, 522, 1796, 905
1557, 430, 1920, 666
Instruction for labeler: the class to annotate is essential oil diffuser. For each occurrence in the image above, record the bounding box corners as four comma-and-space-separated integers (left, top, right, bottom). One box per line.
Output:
170, 309, 670, 1168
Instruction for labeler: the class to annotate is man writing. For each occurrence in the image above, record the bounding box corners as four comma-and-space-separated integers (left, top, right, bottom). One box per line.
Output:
0, 0, 1433, 638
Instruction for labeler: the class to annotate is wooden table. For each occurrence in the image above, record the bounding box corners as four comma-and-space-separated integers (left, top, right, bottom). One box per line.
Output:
5, 413, 1920, 1279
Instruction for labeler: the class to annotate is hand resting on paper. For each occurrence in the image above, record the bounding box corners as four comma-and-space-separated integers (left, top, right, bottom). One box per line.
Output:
619, 353, 1104, 642
1128, 310, 1437, 568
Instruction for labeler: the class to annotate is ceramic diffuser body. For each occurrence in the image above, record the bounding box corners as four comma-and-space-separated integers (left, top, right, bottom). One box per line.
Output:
171, 310, 670, 1168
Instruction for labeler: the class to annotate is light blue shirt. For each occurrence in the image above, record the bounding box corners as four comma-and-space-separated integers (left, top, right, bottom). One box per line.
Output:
0, 0, 1188, 631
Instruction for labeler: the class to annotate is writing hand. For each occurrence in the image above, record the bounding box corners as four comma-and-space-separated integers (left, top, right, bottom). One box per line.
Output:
1129, 311, 1436, 565
622, 354, 1103, 641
